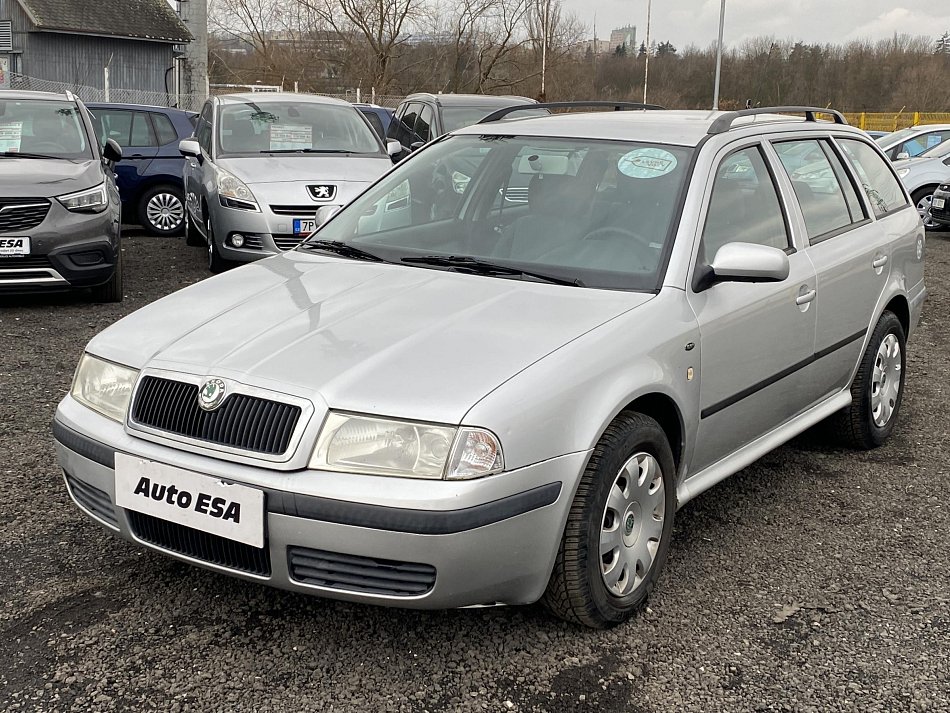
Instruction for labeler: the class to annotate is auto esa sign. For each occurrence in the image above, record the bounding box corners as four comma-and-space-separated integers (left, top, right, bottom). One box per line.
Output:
0, 237, 30, 256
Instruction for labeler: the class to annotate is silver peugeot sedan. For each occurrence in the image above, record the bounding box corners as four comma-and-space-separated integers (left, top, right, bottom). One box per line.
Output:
54, 106, 925, 628
179, 92, 399, 272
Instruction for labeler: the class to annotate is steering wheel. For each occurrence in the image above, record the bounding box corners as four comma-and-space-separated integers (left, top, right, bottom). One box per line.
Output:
27, 141, 68, 154
581, 226, 656, 251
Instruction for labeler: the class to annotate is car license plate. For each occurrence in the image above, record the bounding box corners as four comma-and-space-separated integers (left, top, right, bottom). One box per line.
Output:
114, 453, 265, 548
0, 236, 30, 256
934, 197, 946, 210
293, 218, 317, 236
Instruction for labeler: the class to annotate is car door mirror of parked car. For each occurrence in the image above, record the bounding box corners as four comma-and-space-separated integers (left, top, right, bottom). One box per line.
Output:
386, 139, 402, 157
708, 242, 790, 285
102, 138, 122, 164
896, 151, 910, 160
179, 138, 202, 163
409, 141, 426, 152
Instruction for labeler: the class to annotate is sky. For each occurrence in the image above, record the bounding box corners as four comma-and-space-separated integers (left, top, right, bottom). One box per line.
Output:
568, 0, 950, 48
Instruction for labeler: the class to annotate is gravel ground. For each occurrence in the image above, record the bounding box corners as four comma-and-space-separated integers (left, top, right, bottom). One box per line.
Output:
1, 230, 949, 712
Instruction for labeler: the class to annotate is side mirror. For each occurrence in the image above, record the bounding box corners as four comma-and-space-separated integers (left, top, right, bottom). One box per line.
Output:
409, 141, 426, 152
386, 139, 402, 157
709, 242, 790, 283
102, 138, 122, 163
896, 151, 910, 160
179, 138, 201, 160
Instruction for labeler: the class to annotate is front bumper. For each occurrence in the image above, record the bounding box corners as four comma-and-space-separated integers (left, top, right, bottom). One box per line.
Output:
930, 185, 950, 227
52, 400, 586, 609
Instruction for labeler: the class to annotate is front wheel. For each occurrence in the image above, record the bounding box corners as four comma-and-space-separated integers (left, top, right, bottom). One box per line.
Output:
912, 187, 940, 232
89, 249, 124, 303
206, 217, 231, 274
542, 412, 675, 628
833, 310, 906, 449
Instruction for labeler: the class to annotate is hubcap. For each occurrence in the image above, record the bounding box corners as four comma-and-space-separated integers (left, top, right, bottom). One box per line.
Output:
146, 192, 184, 231
600, 452, 665, 597
871, 333, 902, 427
917, 194, 938, 229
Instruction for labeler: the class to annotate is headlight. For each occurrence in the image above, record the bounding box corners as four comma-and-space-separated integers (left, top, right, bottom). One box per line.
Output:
310, 412, 504, 479
216, 168, 259, 210
57, 183, 108, 213
897, 168, 911, 178
70, 354, 138, 422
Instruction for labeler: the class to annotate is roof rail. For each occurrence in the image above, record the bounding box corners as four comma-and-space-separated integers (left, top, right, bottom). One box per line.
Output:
708, 106, 848, 134
478, 101, 665, 125
65, 90, 76, 102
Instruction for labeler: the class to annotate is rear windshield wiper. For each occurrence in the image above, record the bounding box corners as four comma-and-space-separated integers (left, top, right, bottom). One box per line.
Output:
298, 239, 385, 262
401, 255, 583, 287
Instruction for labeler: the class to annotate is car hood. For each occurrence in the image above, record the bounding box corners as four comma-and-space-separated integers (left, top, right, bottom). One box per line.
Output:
0, 159, 101, 196
88, 253, 652, 424
217, 155, 392, 186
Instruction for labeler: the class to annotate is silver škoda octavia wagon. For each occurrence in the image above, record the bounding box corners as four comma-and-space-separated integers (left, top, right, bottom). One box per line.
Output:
54, 105, 925, 628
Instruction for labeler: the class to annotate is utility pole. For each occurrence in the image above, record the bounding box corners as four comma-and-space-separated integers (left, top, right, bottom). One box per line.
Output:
642, 0, 651, 104
713, 0, 726, 109
540, 0, 551, 100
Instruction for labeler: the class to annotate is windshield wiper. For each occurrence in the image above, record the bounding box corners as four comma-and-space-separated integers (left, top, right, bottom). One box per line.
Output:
0, 151, 62, 159
401, 255, 582, 287
298, 239, 385, 262
263, 148, 357, 154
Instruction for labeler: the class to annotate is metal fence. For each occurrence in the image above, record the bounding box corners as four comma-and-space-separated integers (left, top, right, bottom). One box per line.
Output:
843, 112, 950, 131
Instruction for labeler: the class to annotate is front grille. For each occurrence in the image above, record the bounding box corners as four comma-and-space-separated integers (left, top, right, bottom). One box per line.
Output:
288, 546, 436, 597
128, 510, 271, 576
270, 205, 319, 216
273, 234, 304, 251
131, 376, 301, 455
65, 473, 118, 528
0, 198, 50, 232
0, 255, 52, 268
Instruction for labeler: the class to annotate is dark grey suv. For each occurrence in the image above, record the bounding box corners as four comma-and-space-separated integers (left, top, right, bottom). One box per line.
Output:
0, 91, 124, 301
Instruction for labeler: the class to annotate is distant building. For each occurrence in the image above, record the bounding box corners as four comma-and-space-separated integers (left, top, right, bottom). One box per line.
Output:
577, 38, 613, 56
0, 0, 191, 94
609, 25, 637, 53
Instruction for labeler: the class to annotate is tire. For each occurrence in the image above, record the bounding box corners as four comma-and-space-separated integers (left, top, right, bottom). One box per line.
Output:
542, 411, 676, 628
833, 310, 906, 449
206, 217, 231, 274
912, 187, 940, 232
138, 185, 185, 236
184, 209, 204, 247
89, 248, 124, 303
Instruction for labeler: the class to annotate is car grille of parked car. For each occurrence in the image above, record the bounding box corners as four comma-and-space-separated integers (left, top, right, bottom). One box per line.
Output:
131, 376, 301, 456
128, 510, 271, 576
0, 198, 51, 232
933, 185, 950, 222
272, 235, 305, 251
287, 546, 437, 597
65, 473, 119, 528
269, 205, 318, 216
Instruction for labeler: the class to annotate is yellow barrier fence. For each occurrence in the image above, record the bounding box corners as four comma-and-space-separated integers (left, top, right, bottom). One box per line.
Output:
842, 112, 950, 131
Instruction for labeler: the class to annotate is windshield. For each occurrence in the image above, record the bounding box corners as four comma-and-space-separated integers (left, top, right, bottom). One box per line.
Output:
217, 100, 382, 156
875, 127, 914, 146
0, 99, 93, 159
308, 135, 693, 291
441, 106, 549, 133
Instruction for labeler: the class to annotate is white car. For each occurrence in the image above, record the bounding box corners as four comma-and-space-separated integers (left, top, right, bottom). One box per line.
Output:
893, 141, 950, 230
876, 124, 950, 161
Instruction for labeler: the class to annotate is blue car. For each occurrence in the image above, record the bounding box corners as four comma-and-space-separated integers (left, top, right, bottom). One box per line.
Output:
353, 103, 395, 141
86, 103, 197, 235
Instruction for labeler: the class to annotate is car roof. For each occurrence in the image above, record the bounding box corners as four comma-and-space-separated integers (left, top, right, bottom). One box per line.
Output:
216, 92, 353, 108
454, 109, 869, 147
404, 93, 536, 107
85, 102, 196, 117
0, 89, 74, 102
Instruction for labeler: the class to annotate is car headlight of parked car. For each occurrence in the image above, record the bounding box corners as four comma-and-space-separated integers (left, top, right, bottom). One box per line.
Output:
216, 167, 259, 211
57, 183, 108, 213
896, 167, 911, 178
310, 412, 504, 480
70, 354, 139, 422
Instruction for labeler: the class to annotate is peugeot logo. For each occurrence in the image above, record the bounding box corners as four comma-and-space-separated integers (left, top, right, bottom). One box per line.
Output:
308, 184, 337, 201
198, 378, 227, 411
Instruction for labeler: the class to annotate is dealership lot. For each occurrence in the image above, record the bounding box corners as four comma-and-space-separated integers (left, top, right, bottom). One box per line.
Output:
1, 230, 949, 711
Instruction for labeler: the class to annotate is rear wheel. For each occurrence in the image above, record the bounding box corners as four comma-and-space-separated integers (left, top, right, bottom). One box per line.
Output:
89, 248, 124, 303
138, 185, 184, 236
542, 412, 675, 628
833, 310, 906, 449
912, 187, 940, 231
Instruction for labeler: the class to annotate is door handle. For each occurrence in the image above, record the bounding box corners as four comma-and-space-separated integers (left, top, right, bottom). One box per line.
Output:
796, 288, 817, 305
872, 254, 888, 269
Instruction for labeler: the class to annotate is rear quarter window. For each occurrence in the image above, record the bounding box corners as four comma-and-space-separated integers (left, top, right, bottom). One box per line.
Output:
837, 139, 909, 218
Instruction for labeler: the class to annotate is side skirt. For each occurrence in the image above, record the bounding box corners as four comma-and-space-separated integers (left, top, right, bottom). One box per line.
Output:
676, 389, 852, 508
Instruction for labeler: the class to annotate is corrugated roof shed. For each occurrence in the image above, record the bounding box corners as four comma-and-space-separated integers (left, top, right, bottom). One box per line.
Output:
17, 0, 192, 43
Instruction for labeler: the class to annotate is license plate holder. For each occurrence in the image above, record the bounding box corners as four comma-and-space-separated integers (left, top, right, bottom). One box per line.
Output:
933, 197, 945, 210
115, 453, 265, 548
0, 236, 30, 257
293, 218, 317, 236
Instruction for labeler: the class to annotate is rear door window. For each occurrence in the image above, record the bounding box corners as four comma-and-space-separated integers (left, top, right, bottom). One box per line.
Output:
773, 139, 866, 241
837, 139, 909, 218
151, 112, 179, 145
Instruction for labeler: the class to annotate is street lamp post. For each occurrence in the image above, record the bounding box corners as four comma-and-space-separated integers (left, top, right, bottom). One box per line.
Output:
541, 0, 551, 100
712, 0, 726, 109
642, 0, 651, 104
